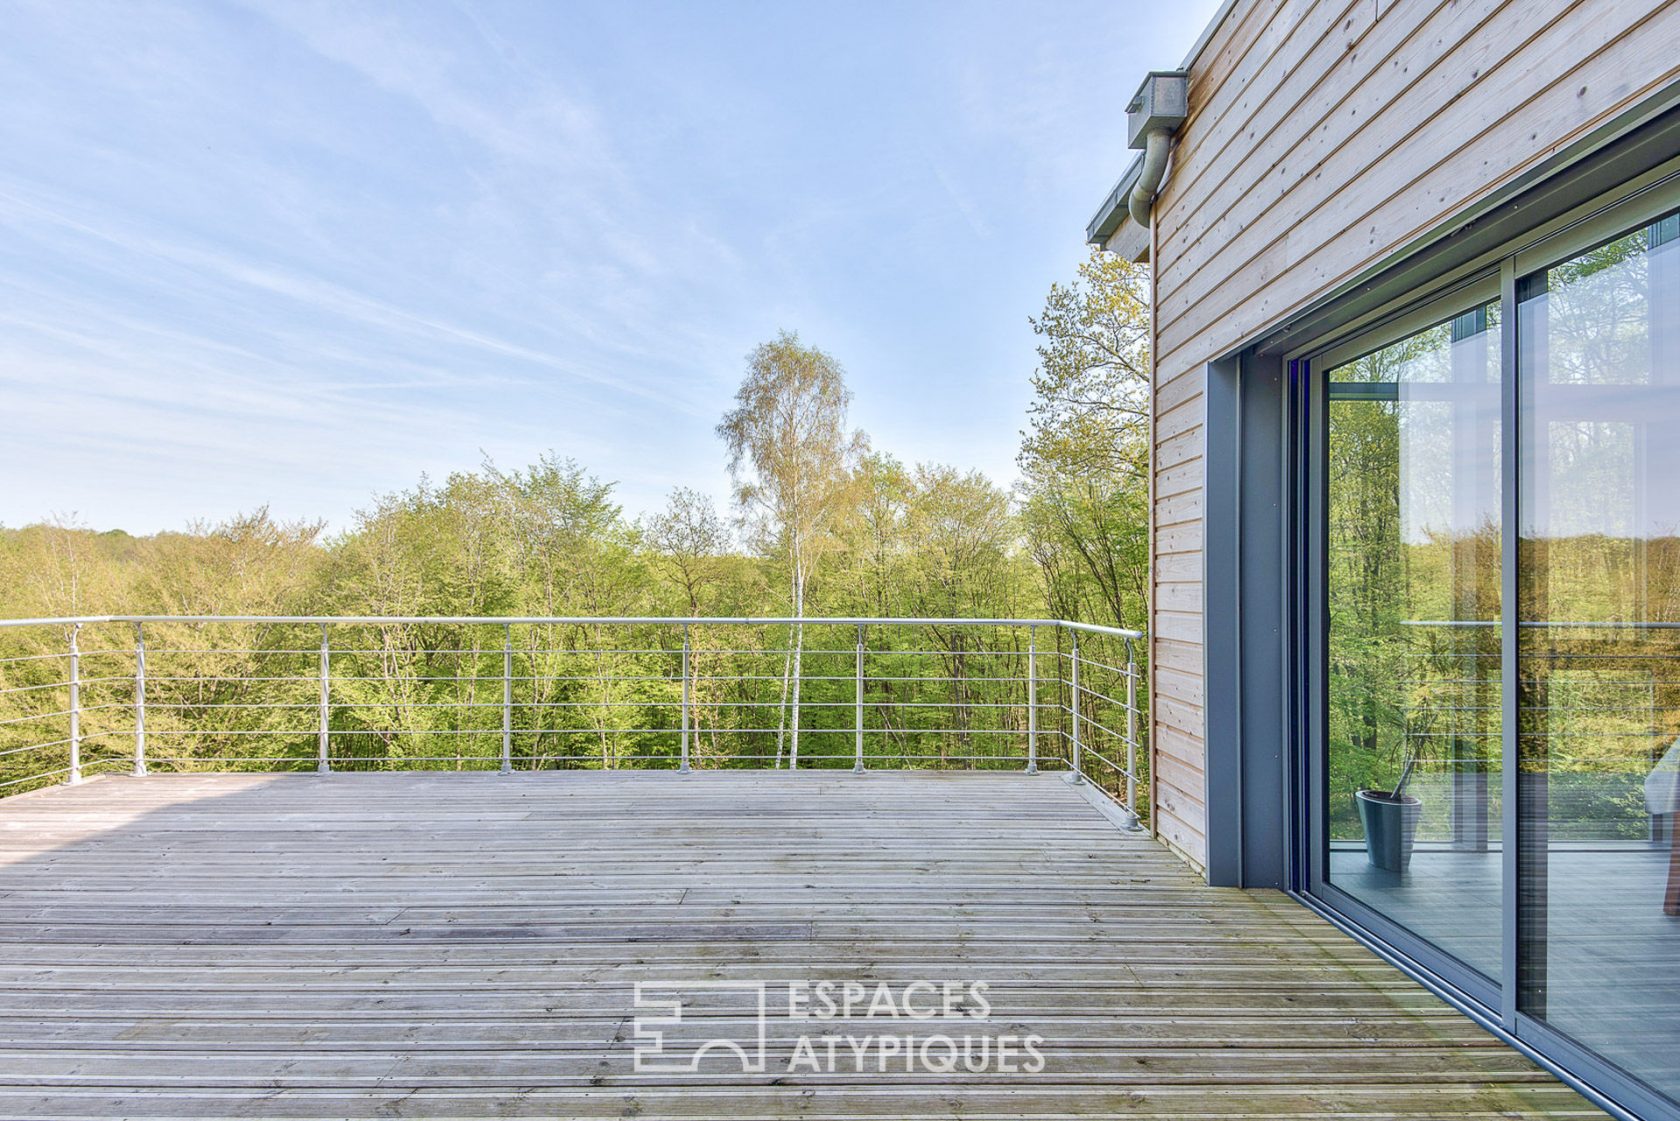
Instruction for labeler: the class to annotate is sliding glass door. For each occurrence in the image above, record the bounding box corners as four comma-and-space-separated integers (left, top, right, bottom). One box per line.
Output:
1308, 194, 1680, 1111
1517, 213, 1680, 1101
1321, 298, 1503, 980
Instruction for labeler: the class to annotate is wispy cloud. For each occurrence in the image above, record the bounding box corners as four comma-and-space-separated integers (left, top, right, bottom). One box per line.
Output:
0, 0, 1216, 533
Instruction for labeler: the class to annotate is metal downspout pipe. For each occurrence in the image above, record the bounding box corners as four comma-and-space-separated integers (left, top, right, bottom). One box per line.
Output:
1127, 127, 1174, 230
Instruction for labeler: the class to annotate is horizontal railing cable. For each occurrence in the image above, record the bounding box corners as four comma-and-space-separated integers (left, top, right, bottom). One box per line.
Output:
0, 615, 1147, 830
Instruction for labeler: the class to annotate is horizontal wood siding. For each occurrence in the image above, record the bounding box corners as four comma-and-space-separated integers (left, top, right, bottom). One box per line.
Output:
1151, 342, 1206, 867
1122, 0, 1680, 878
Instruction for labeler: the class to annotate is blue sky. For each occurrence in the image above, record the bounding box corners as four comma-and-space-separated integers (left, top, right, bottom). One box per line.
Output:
0, 0, 1218, 534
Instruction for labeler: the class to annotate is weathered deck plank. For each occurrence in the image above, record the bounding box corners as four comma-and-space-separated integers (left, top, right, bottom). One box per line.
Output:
0, 772, 1601, 1119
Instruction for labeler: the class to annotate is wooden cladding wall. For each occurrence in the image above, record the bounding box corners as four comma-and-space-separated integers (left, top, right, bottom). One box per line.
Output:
1114, 0, 1680, 875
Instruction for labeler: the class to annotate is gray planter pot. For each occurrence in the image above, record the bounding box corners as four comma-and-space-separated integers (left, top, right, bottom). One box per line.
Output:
1356, 788, 1421, 872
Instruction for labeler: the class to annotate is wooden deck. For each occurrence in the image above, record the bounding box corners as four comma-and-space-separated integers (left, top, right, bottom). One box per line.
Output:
0, 772, 1602, 1119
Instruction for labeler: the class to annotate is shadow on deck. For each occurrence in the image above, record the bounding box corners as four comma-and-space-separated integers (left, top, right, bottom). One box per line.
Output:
0, 772, 1602, 1119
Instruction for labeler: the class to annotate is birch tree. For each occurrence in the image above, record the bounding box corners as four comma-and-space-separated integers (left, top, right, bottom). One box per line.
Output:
717, 331, 866, 767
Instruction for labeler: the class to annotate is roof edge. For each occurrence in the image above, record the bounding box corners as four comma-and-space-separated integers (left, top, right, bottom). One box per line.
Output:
1084, 152, 1144, 245
1177, 0, 1241, 77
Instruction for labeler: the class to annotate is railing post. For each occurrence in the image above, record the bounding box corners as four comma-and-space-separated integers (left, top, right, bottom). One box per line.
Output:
854, 624, 865, 774
1025, 625, 1038, 774
501, 624, 513, 775
66, 624, 82, 785
1065, 630, 1085, 786
317, 624, 331, 774
603, 637, 615, 771
1121, 637, 1141, 830
680, 625, 692, 775
132, 622, 147, 776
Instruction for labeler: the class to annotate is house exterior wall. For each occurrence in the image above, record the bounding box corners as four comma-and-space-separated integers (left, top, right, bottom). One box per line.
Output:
1108, 0, 1680, 875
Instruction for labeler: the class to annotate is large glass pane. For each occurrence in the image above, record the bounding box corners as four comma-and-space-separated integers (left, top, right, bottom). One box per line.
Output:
1325, 301, 1502, 978
1518, 213, 1680, 1098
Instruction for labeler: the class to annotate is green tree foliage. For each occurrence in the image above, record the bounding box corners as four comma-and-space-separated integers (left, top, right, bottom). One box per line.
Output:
1017, 248, 1150, 633
643, 488, 733, 615
1021, 248, 1150, 483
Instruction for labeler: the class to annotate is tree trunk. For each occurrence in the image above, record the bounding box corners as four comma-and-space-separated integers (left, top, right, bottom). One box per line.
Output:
789, 562, 805, 769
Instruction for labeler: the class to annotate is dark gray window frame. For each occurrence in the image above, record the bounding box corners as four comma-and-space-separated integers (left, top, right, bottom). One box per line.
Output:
1200, 89, 1680, 1121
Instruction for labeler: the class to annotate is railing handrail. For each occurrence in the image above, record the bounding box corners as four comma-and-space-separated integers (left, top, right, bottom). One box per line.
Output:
1402, 619, 1680, 630
0, 614, 1146, 638
0, 614, 1148, 831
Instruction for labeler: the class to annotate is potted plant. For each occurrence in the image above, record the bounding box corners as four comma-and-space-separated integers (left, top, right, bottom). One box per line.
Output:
1357, 755, 1421, 872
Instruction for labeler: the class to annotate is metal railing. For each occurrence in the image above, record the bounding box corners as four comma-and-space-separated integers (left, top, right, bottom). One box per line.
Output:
0, 616, 1148, 829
